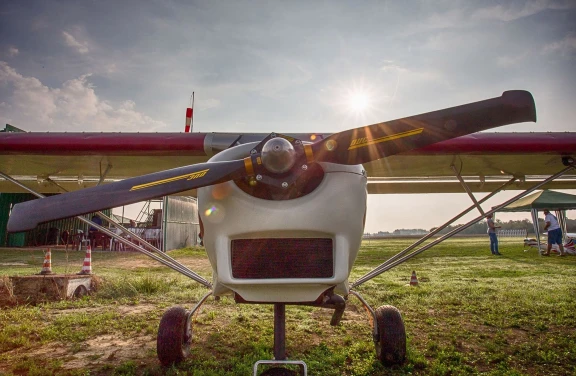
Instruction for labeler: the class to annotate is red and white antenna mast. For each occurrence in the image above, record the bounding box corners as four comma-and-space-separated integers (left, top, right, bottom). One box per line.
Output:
185, 92, 194, 133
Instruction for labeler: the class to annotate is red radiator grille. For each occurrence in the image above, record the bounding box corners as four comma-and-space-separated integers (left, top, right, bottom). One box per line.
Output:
231, 238, 333, 279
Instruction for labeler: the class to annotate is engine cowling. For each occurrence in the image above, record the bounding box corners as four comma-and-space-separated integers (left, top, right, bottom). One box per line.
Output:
198, 141, 367, 303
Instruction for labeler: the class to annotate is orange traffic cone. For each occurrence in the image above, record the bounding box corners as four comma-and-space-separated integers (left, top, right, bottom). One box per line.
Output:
78, 245, 92, 275
39, 248, 53, 275
410, 271, 419, 286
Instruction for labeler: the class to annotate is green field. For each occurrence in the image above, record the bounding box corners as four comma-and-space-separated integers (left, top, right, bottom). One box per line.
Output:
1, 238, 575, 375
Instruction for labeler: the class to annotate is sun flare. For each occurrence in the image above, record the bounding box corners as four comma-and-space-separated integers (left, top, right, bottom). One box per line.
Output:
347, 91, 372, 113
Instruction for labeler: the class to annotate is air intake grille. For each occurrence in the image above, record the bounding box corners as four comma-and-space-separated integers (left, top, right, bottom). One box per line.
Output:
231, 238, 333, 279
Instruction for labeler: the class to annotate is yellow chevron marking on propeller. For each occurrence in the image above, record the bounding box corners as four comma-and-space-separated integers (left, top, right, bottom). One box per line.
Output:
347, 128, 424, 150
130, 169, 209, 191
304, 144, 314, 163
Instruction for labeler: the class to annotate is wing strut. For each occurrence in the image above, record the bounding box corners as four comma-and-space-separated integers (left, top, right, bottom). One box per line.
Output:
352, 163, 576, 288
0, 171, 212, 288
451, 164, 485, 216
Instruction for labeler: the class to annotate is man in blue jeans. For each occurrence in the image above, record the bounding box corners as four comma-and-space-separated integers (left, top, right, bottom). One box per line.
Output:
542, 209, 565, 256
486, 213, 501, 255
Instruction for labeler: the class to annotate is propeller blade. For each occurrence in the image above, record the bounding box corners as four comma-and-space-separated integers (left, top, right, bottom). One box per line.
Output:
311, 90, 536, 165
7, 159, 249, 232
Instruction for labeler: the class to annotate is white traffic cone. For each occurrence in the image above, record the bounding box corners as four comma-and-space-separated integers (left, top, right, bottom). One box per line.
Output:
39, 248, 53, 275
410, 271, 419, 286
78, 245, 92, 275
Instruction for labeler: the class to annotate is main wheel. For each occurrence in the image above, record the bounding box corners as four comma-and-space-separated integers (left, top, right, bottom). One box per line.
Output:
374, 305, 406, 366
260, 367, 297, 376
157, 306, 191, 366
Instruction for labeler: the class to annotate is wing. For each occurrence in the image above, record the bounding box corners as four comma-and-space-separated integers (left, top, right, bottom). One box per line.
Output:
0, 132, 327, 195
3, 132, 575, 195
365, 132, 576, 193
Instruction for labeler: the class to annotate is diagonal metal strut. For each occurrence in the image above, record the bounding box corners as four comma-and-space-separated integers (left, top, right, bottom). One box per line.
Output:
352, 164, 575, 288
0, 171, 212, 288
451, 164, 485, 216
352, 177, 516, 288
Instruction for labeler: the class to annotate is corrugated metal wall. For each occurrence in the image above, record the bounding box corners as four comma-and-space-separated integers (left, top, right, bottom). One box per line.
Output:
0, 193, 31, 246
163, 196, 199, 251
0, 193, 111, 247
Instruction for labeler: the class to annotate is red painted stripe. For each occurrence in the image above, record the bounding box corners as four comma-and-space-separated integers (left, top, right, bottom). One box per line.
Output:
1, 132, 575, 157
0, 133, 209, 156
186, 108, 192, 118
184, 125, 191, 133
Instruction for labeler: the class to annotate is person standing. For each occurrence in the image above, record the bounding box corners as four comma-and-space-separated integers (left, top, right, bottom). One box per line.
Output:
542, 209, 565, 256
88, 215, 103, 249
486, 213, 501, 255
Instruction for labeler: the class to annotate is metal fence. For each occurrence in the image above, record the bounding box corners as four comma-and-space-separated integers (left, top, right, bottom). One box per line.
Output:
497, 229, 529, 238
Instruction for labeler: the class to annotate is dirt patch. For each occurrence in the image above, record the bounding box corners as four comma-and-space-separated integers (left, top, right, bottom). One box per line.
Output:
62, 334, 156, 370
49, 303, 159, 317
0, 262, 28, 266
1, 335, 157, 372
117, 303, 159, 316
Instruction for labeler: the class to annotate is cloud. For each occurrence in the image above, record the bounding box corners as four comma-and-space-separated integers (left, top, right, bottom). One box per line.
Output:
418, 8, 470, 30
62, 30, 89, 54
496, 53, 529, 67
0, 62, 167, 132
195, 98, 221, 111
472, 0, 575, 22
7, 47, 19, 57
380, 60, 409, 74
543, 34, 576, 56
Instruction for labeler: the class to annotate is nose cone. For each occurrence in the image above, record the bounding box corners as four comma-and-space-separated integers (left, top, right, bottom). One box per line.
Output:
261, 137, 296, 174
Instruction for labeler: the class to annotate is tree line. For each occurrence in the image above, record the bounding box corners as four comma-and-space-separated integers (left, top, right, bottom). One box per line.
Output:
428, 218, 576, 235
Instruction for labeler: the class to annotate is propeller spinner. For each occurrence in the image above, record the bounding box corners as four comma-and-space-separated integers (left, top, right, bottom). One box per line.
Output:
261, 137, 297, 174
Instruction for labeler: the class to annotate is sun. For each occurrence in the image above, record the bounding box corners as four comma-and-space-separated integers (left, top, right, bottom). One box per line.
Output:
347, 90, 372, 114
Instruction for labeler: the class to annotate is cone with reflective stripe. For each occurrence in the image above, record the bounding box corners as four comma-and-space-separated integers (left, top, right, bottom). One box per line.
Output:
39, 248, 53, 275
78, 245, 92, 275
410, 271, 419, 286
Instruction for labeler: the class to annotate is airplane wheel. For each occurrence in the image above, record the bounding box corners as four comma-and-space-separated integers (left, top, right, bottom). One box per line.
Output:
260, 367, 297, 376
157, 306, 191, 366
374, 305, 406, 366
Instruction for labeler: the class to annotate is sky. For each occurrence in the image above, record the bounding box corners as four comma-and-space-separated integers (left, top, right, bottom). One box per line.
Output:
1, 0, 575, 232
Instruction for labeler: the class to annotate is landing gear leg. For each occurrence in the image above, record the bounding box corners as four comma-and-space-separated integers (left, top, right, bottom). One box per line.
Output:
254, 303, 307, 376
274, 303, 286, 361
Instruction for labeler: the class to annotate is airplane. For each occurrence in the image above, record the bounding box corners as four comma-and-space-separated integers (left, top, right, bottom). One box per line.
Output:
3, 90, 576, 375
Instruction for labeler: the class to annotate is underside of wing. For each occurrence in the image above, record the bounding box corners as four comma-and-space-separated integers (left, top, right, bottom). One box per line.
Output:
365, 133, 576, 193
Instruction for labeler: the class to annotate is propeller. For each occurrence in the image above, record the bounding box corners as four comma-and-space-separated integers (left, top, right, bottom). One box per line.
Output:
7, 90, 536, 233
7, 160, 248, 232
311, 90, 536, 165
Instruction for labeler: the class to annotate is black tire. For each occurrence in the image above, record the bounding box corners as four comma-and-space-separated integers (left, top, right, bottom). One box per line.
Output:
157, 306, 191, 366
260, 367, 297, 376
374, 305, 406, 366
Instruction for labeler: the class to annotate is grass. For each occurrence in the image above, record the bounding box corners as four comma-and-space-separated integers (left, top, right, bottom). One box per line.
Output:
0, 238, 575, 375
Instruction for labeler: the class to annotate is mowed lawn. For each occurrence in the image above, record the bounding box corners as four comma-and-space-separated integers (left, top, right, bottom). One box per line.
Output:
0, 237, 575, 375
